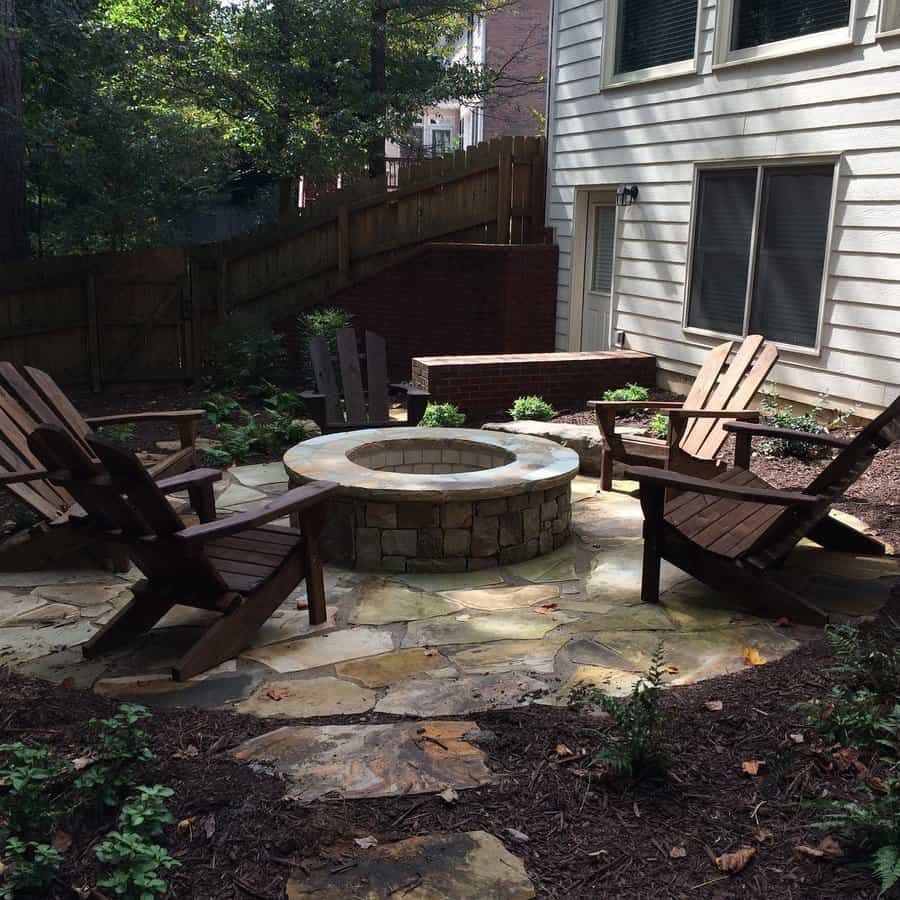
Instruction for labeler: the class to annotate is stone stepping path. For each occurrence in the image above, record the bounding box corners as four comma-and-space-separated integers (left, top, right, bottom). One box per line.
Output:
285, 831, 535, 899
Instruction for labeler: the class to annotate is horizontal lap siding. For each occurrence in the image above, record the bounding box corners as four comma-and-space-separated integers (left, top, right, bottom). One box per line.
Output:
547, 0, 900, 412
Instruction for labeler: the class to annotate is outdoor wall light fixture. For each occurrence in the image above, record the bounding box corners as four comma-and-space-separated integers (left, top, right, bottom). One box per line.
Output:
616, 184, 639, 207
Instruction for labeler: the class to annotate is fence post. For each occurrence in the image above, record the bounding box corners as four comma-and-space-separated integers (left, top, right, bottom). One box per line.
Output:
85, 272, 102, 392
215, 250, 229, 322
337, 206, 351, 284
530, 136, 547, 243
496, 137, 513, 244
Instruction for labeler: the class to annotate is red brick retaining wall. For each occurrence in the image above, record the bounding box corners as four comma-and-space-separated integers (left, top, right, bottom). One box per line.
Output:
411, 351, 657, 420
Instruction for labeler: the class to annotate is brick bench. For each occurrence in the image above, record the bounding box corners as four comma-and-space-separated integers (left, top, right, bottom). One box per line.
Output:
411, 351, 656, 420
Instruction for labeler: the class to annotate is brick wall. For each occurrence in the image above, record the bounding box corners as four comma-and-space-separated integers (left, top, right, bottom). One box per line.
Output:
280, 242, 558, 381
482, 0, 550, 141
412, 351, 657, 420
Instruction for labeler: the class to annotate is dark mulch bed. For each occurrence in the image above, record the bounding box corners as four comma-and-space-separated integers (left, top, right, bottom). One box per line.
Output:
1, 620, 890, 899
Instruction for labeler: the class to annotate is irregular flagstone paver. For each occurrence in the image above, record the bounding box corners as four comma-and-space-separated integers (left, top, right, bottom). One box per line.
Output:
375, 672, 547, 716
570, 475, 601, 502
347, 578, 461, 625
241, 627, 394, 673
0, 593, 55, 624
0, 620, 97, 666
402, 608, 576, 648
443, 584, 560, 611
214, 482, 269, 509
236, 676, 376, 718
785, 546, 900, 580
660, 581, 765, 629
571, 496, 644, 542
285, 830, 535, 899
504, 544, 577, 583
583, 538, 690, 603
335, 648, 448, 687
232, 720, 493, 800
232, 461, 290, 487
153, 606, 222, 630
542, 664, 640, 704
390, 570, 504, 592
788, 574, 895, 616
0, 602, 80, 627
31, 583, 132, 609
0, 571, 126, 589
246, 607, 337, 648
450, 637, 568, 675
553, 603, 677, 633
18, 647, 110, 689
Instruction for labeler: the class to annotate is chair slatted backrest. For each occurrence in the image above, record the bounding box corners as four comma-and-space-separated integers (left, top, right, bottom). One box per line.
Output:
678, 335, 779, 460
310, 328, 392, 426
27, 424, 225, 591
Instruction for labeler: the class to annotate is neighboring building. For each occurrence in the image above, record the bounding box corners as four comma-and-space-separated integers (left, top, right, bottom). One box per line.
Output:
545, 0, 900, 416
387, 0, 550, 165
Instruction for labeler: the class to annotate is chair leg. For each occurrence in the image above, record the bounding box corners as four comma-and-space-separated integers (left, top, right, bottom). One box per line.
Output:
639, 483, 665, 604
600, 448, 613, 492
299, 505, 327, 625
187, 482, 217, 523
83, 586, 174, 658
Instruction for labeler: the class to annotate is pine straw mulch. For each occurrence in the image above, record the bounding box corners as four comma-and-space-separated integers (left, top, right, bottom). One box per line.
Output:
2, 610, 896, 899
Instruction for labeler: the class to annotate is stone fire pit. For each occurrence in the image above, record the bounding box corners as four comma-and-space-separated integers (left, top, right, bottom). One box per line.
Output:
284, 427, 579, 573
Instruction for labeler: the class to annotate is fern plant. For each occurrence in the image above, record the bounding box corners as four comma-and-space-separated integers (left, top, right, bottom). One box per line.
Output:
827, 623, 900, 699
874, 845, 900, 896
582, 642, 669, 778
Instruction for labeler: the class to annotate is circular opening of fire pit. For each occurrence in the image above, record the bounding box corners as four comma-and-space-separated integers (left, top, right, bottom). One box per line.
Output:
284, 427, 579, 574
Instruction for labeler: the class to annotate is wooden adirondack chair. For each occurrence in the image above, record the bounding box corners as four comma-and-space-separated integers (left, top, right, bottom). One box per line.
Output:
27, 423, 337, 680
302, 328, 430, 433
0, 362, 205, 569
627, 395, 900, 626
589, 335, 778, 490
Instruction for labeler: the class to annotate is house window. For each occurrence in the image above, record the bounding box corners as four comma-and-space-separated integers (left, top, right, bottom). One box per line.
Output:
602, 0, 699, 87
881, 0, 900, 32
686, 164, 836, 350
731, 0, 851, 50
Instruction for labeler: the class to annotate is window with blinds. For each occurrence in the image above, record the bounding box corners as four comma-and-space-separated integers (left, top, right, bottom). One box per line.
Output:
731, 0, 851, 50
687, 164, 835, 349
615, 0, 698, 75
590, 206, 616, 294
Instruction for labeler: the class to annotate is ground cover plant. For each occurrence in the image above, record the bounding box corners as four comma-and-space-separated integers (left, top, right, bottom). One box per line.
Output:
418, 402, 466, 427
206, 319, 287, 390
509, 396, 557, 422
602, 383, 650, 403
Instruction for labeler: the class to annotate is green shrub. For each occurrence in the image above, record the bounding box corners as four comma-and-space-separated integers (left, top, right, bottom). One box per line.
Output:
827, 622, 900, 699
96, 831, 179, 900
0, 743, 65, 840
758, 386, 851, 461
201, 393, 240, 426
602, 383, 650, 403
649, 414, 669, 439
576, 642, 669, 778
298, 307, 354, 355
118, 786, 175, 840
207, 318, 286, 388
418, 403, 466, 428
508, 396, 557, 422
0, 837, 61, 900
96, 423, 137, 446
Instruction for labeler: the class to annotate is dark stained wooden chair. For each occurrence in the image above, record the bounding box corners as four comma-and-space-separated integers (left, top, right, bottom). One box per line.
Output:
0, 363, 206, 569
301, 328, 430, 433
27, 423, 337, 680
627, 395, 900, 626
589, 335, 778, 490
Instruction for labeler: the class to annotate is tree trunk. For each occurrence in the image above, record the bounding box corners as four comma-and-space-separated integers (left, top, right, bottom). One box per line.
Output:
366, 0, 386, 179
0, 0, 28, 262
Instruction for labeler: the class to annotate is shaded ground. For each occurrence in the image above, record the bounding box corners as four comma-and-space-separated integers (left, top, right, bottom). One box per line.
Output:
0, 623, 887, 899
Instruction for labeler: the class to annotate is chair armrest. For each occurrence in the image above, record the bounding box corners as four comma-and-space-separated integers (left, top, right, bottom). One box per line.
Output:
724, 421, 850, 448
625, 465, 826, 506
668, 409, 759, 421
175, 481, 338, 544
588, 400, 684, 412
86, 410, 205, 427
155, 468, 223, 495
0, 467, 49, 485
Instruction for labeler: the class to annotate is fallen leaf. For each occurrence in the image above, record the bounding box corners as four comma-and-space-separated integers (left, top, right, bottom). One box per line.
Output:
354, 836, 378, 849
266, 686, 291, 702
716, 846, 756, 874
752, 828, 774, 843
742, 646, 767, 666
670, 846, 687, 858
506, 828, 530, 843
741, 760, 766, 776
704, 700, 723, 712
788, 733, 804, 744
61, 676, 76, 689
177, 817, 195, 836
831, 748, 868, 776
174, 745, 199, 759
51, 831, 72, 853
71, 755, 96, 771
660, 665, 679, 674
555, 743, 574, 757
200, 814, 216, 839
438, 787, 459, 803
794, 836, 843, 862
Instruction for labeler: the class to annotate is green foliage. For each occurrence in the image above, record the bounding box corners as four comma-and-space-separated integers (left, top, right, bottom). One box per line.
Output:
299, 308, 354, 355
95, 830, 179, 899
96, 423, 137, 446
0, 743, 65, 840
874, 845, 900, 896
579, 642, 669, 778
118, 786, 175, 839
207, 320, 287, 389
649, 414, 669, 439
508, 396, 557, 422
76, 705, 155, 809
804, 689, 900, 751
0, 837, 62, 900
602, 383, 650, 403
418, 403, 465, 428
827, 623, 900, 698
201, 394, 241, 426
758, 386, 843, 460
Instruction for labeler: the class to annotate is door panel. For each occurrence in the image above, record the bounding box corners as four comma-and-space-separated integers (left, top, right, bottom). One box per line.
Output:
581, 203, 616, 351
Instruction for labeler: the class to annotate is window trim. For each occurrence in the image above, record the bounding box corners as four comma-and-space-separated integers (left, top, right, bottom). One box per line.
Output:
879, 0, 900, 37
600, 0, 703, 90
682, 157, 840, 357
713, 0, 858, 70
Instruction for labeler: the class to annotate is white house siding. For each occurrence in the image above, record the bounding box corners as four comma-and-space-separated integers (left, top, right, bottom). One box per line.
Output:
546, 0, 900, 416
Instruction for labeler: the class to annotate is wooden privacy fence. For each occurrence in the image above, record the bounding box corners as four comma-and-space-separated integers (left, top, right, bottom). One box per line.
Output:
0, 135, 546, 387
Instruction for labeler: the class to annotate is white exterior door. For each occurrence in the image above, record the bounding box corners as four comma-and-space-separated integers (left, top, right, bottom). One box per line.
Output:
581, 203, 616, 351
